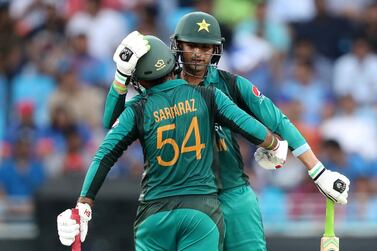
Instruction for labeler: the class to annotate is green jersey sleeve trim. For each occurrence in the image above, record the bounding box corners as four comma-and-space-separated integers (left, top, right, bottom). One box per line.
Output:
81, 108, 138, 199
292, 143, 311, 157
213, 88, 267, 145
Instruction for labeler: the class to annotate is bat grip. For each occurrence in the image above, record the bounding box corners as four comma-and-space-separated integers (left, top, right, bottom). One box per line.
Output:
71, 208, 81, 251
324, 198, 335, 237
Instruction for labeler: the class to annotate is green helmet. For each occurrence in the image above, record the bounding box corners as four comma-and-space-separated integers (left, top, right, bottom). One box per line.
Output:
172, 12, 224, 66
134, 36, 176, 81
173, 11, 224, 45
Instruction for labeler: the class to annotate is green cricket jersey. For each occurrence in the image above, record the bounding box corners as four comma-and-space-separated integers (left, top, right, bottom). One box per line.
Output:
103, 67, 309, 190
202, 67, 308, 189
82, 79, 269, 201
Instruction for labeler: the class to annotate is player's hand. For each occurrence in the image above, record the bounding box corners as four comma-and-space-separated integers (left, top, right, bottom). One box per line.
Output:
308, 162, 350, 204
254, 140, 288, 170
57, 203, 92, 246
113, 31, 150, 77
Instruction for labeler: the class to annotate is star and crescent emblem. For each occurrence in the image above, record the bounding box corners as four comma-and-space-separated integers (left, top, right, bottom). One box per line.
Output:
196, 19, 210, 32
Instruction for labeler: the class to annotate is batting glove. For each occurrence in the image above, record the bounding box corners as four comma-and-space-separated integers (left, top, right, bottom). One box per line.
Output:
113, 31, 150, 84
57, 203, 92, 246
254, 140, 288, 170
308, 162, 350, 205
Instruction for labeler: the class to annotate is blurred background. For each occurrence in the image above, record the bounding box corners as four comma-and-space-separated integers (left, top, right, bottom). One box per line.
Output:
0, 0, 377, 250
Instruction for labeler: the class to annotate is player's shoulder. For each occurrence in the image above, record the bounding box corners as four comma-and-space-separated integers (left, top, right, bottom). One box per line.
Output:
123, 95, 148, 116
225, 72, 257, 93
192, 84, 216, 96
179, 81, 215, 93
216, 69, 252, 89
179, 84, 216, 105
217, 68, 236, 79
125, 92, 146, 106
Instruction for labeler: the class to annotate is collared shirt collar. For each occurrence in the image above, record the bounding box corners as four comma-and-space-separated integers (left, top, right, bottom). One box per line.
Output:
146, 79, 187, 94
202, 66, 219, 87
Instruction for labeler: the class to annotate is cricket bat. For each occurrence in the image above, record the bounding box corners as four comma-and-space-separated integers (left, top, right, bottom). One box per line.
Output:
320, 198, 339, 251
71, 208, 81, 251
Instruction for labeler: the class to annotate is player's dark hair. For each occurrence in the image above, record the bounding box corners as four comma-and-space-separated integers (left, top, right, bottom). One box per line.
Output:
322, 139, 342, 151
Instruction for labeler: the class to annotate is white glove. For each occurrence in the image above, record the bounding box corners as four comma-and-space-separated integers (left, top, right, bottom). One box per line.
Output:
57, 203, 92, 246
308, 162, 350, 205
254, 140, 288, 170
113, 31, 150, 77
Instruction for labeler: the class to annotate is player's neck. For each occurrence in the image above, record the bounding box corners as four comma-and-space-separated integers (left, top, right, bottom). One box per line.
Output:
181, 69, 205, 85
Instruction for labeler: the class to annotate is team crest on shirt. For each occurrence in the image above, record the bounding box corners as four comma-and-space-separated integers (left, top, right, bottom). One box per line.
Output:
155, 59, 166, 71
112, 118, 120, 128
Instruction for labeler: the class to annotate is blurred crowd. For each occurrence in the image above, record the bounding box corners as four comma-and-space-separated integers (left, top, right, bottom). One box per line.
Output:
0, 0, 377, 224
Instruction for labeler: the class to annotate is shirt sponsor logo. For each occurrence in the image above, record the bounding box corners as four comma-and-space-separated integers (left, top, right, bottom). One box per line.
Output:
252, 86, 261, 97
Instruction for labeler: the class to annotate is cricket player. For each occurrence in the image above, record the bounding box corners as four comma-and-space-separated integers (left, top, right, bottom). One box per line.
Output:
102, 12, 350, 251
57, 34, 290, 250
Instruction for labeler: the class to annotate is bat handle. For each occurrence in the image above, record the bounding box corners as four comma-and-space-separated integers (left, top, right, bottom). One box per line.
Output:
71, 208, 81, 251
324, 198, 335, 237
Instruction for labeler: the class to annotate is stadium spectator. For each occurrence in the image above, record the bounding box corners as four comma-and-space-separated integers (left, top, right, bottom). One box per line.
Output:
333, 34, 377, 106
326, 0, 373, 21
234, 1, 291, 54
61, 32, 110, 87
347, 176, 377, 221
48, 65, 105, 130
10, 35, 56, 127
363, 2, 377, 53
60, 128, 90, 175
279, 59, 333, 126
293, 0, 355, 59
266, 0, 315, 22
0, 133, 45, 198
320, 95, 377, 160
320, 139, 368, 184
66, 0, 129, 60
38, 106, 89, 176
283, 39, 333, 85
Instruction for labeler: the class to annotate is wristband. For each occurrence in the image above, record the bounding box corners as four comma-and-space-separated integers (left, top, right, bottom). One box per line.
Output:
308, 162, 325, 181
113, 80, 128, 93
265, 136, 276, 150
114, 69, 129, 85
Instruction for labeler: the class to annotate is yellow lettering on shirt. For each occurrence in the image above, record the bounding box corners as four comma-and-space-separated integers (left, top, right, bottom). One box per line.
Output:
178, 102, 186, 115
185, 100, 192, 112
159, 109, 167, 121
217, 138, 228, 151
164, 107, 172, 119
170, 107, 176, 118
173, 105, 181, 116
152, 99, 199, 123
154, 111, 160, 123
190, 99, 197, 111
